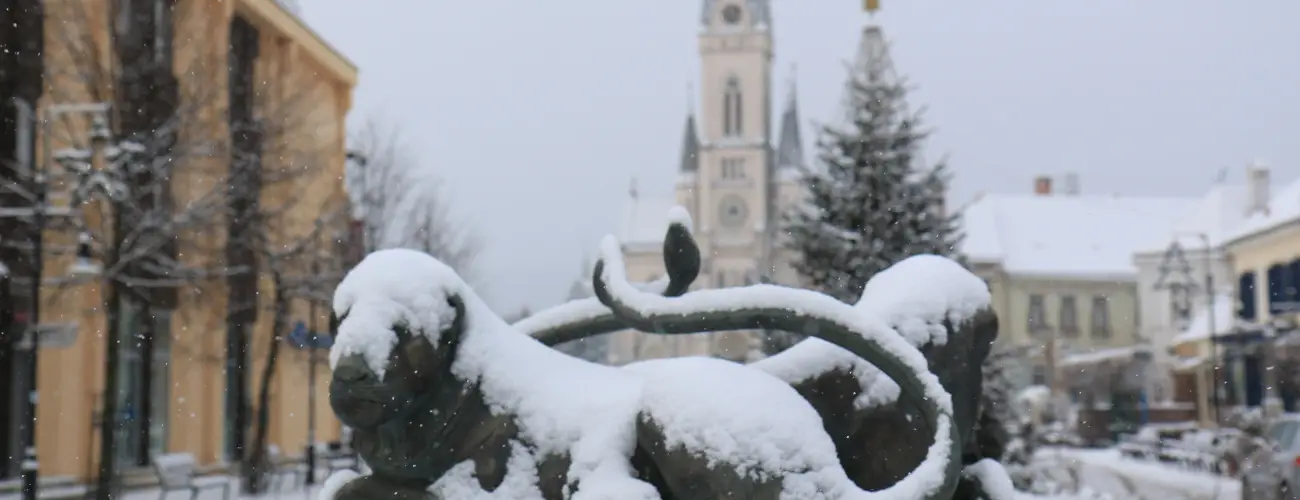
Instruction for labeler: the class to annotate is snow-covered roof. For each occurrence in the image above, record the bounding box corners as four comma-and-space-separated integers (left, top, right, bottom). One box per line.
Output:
1134, 183, 1249, 255
1223, 176, 1300, 247
1169, 294, 1236, 346
961, 193, 1199, 279
620, 196, 680, 246
1058, 345, 1151, 368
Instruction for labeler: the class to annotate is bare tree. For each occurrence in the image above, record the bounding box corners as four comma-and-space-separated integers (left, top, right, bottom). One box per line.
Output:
212, 15, 354, 493
346, 119, 481, 281
241, 201, 349, 493
35, 3, 248, 497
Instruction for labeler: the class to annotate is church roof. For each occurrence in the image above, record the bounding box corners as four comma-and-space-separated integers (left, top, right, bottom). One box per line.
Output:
700, 0, 771, 29
775, 77, 803, 170
620, 196, 679, 247
679, 113, 700, 172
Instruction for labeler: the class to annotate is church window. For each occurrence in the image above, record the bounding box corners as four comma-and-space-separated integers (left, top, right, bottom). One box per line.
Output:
723, 77, 743, 137
721, 157, 746, 179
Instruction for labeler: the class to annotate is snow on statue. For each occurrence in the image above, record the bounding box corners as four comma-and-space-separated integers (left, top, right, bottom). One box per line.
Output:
322, 206, 1006, 500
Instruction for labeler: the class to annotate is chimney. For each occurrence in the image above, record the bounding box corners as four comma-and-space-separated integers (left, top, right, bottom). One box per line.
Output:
1061, 172, 1080, 196
1033, 176, 1053, 196
1247, 162, 1270, 215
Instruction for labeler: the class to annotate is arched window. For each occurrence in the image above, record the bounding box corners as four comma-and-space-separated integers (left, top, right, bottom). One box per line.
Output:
722, 77, 742, 137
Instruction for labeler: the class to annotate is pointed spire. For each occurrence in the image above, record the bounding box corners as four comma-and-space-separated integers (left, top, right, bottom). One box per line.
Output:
679, 111, 700, 173
776, 64, 804, 170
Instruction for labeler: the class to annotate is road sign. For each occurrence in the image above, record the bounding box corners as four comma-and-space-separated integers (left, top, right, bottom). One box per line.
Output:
288, 320, 332, 350
16, 322, 80, 351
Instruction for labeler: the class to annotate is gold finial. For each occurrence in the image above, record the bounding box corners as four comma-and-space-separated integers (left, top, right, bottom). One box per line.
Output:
864, 0, 880, 14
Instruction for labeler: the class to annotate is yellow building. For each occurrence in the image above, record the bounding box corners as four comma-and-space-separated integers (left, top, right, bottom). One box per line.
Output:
1186, 171, 1300, 419
2, 0, 356, 485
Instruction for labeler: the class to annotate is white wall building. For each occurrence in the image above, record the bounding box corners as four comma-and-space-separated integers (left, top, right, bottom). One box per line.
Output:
606, 0, 807, 364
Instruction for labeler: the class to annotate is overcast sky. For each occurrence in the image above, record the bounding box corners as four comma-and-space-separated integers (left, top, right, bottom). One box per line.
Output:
303, 1, 1300, 315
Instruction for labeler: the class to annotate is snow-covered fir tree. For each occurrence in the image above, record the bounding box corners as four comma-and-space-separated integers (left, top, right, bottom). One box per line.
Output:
783, 57, 962, 304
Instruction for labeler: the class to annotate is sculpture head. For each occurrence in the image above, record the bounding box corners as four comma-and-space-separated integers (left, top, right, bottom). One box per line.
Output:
328, 249, 468, 430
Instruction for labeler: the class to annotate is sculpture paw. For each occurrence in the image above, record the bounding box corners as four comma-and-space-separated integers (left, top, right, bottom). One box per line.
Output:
318, 470, 362, 500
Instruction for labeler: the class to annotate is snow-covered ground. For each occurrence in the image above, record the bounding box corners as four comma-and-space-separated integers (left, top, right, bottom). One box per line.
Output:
0, 479, 322, 500
1025, 447, 1241, 500
0, 450, 1242, 500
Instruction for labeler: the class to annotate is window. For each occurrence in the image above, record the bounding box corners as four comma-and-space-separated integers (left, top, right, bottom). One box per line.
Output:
721, 157, 746, 180
1027, 294, 1048, 336
1091, 295, 1111, 338
1240, 271, 1258, 321
1291, 259, 1300, 304
1269, 263, 1293, 315
1059, 295, 1079, 337
716, 270, 726, 288
1168, 283, 1193, 329
117, 300, 173, 466
722, 77, 743, 137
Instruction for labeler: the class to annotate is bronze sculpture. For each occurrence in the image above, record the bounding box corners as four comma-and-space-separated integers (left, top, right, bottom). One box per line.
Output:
324, 210, 1008, 499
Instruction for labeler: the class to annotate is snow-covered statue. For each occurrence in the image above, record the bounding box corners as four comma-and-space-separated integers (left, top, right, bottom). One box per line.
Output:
324, 207, 1008, 500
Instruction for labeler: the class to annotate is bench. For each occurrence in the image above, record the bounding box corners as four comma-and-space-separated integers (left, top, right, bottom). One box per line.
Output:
152, 453, 231, 500
266, 445, 310, 490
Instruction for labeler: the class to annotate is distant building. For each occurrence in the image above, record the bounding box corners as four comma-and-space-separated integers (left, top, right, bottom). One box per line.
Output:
1177, 162, 1300, 419
1138, 165, 1263, 424
961, 174, 1199, 396
606, 0, 806, 364
0, 0, 356, 482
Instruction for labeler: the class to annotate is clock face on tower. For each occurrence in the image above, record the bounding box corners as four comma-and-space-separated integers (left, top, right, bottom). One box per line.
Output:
722, 4, 742, 25
718, 195, 748, 229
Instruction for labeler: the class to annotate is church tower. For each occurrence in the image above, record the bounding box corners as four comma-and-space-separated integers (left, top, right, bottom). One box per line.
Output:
611, 0, 804, 364
680, 0, 774, 288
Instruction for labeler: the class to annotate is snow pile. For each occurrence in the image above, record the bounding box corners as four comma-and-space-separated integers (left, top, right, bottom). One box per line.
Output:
962, 460, 1017, 500
329, 249, 460, 379
855, 254, 990, 346
624, 358, 849, 485
666, 205, 693, 232
329, 249, 654, 497
754, 254, 990, 409
427, 443, 544, 499
513, 278, 670, 338
597, 236, 958, 500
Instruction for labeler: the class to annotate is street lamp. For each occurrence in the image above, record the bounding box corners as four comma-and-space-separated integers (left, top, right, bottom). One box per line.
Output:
1167, 231, 1222, 424
5, 98, 113, 500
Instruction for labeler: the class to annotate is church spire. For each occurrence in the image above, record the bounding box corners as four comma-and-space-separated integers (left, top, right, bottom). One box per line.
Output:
776, 64, 804, 170
678, 108, 700, 173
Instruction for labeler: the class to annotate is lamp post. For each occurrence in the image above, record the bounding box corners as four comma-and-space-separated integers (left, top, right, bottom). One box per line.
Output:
52, 111, 133, 500
304, 222, 323, 487
1167, 232, 1221, 424
344, 150, 372, 254
8, 95, 41, 500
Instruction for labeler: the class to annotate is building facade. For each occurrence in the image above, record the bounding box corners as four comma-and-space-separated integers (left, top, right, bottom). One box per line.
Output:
961, 175, 1199, 398
0, 0, 356, 483
607, 0, 805, 364
1136, 165, 1265, 424
1203, 165, 1300, 417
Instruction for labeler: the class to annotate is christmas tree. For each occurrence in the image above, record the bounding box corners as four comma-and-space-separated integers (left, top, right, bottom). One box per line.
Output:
783, 28, 961, 304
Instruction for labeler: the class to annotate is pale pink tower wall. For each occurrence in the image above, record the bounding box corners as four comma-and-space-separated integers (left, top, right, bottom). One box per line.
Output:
608, 0, 807, 364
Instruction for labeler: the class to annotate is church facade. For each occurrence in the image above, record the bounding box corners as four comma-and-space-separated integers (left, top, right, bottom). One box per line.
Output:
606, 0, 806, 364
